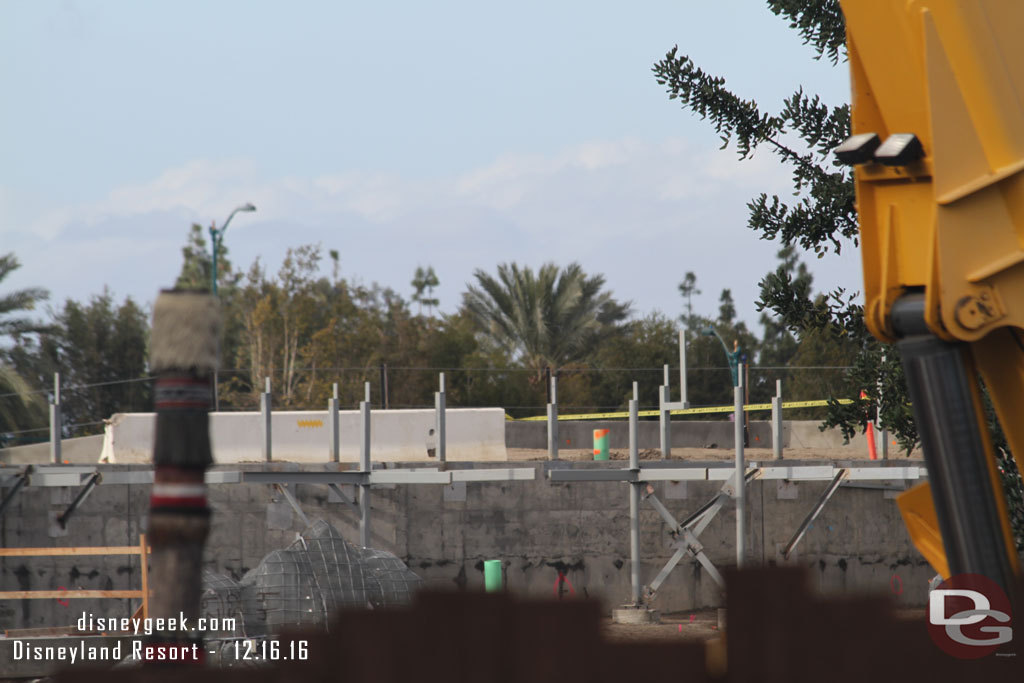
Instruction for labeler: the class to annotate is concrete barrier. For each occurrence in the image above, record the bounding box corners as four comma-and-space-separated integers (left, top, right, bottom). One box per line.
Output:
0, 435, 104, 465
506, 419, 874, 453
100, 409, 507, 463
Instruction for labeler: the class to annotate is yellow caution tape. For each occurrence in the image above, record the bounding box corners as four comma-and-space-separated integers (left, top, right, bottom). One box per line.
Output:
510, 398, 855, 422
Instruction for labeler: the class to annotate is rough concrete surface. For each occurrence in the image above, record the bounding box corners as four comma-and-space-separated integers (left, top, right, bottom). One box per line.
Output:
0, 454, 933, 642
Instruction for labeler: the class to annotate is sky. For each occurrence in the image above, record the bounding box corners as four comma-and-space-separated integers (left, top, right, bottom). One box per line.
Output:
0, 1, 859, 331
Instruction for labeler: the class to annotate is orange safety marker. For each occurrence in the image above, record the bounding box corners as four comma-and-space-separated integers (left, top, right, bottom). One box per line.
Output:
862, 391, 878, 460
593, 429, 610, 460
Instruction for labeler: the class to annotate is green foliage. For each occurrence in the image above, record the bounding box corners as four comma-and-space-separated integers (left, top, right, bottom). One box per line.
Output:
0, 253, 49, 441
463, 262, 630, 384
0, 253, 49, 338
677, 271, 701, 329
411, 265, 441, 315
764, 0, 847, 65
10, 290, 151, 436
653, 0, 916, 456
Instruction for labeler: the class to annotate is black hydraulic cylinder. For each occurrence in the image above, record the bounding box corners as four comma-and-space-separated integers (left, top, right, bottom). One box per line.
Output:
893, 295, 1015, 594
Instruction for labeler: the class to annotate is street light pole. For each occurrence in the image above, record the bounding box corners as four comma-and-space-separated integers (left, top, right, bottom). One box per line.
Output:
702, 327, 739, 387
703, 326, 747, 447
209, 203, 256, 410
209, 203, 256, 296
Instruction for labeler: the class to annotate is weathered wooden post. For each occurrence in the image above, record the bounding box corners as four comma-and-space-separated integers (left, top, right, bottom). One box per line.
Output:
145, 289, 219, 663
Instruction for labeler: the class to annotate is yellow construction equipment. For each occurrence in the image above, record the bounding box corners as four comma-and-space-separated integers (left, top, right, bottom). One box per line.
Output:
839, 1, 1024, 591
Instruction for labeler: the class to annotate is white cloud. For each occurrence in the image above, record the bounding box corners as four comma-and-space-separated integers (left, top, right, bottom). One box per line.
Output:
1, 136, 863, 329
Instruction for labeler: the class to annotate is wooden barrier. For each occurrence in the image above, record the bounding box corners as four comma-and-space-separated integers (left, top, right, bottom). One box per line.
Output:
0, 534, 149, 620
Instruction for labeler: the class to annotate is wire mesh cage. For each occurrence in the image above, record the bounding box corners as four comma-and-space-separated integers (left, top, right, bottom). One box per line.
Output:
201, 519, 423, 638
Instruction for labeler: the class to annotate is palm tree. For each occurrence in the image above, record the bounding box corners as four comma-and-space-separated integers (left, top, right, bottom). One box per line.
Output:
463, 262, 629, 381
0, 253, 48, 438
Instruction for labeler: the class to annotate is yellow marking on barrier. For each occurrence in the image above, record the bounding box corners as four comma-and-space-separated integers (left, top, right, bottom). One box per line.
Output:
515, 398, 855, 422
296, 419, 324, 428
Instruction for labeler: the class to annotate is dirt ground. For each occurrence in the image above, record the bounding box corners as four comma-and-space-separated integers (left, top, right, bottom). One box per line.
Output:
506, 447, 919, 462
603, 609, 723, 643
601, 607, 927, 644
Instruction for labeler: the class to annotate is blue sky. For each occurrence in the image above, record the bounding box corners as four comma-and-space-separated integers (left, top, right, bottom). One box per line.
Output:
1, 1, 857, 330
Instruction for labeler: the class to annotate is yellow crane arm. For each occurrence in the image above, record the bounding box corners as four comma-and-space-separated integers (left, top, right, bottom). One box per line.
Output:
839, 0, 1024, 591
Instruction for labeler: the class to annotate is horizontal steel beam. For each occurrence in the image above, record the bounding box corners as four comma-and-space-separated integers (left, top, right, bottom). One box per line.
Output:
549, 464, 926, 484
242, 471, 368, 485
370, 470, 451, 485
639, 468, 709, 482
549, 469, 639, 482
451, 468, 536, 482
0, 464, 928, 489
757, 466, 835, 480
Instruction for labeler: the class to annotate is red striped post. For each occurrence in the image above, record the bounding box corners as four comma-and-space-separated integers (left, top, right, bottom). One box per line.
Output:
145, 289, 220, 664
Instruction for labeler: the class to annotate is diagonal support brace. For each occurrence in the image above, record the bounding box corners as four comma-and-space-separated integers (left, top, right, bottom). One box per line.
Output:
0, 467, 32, 520
273, 483, 311, 528
327, 483, 360, 516
642, 481, 735, 600
57, 471, 101, 529
782, 469, 848, 559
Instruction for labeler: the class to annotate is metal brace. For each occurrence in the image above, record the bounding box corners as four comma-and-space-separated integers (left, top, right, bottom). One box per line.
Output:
0, 466, 32, 520
641, 470, 760, 600
781, 469, 848, 560
273, 483, 311, 528
327, 483, 360, 515
57, 471, 102, 529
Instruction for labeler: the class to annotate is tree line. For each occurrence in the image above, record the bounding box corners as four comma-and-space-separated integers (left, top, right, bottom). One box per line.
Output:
0, 226, 858, 444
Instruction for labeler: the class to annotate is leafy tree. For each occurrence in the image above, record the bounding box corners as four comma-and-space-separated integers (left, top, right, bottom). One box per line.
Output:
653, 1, 1024, 546
651, 1, 909, 446
717, 289, 736, 326
463, 262, 629, 384
754, 246, 808, 402
581, 312, 682, 410
411, 266, 440, 316
13, 290, 151, 435
0, 253, 49, 441
231, 246, 327, 407
677, 271, 701, 329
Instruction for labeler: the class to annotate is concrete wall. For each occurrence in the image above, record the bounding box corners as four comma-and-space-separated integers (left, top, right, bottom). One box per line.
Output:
505, 419, 875, 452
0, 461, 932, 635
100, 408, 507, 463
0, 435, 104, 465
0, 418, 875, 467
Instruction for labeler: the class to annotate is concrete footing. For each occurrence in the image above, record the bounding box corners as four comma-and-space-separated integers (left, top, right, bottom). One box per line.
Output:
612, 607, 660, 624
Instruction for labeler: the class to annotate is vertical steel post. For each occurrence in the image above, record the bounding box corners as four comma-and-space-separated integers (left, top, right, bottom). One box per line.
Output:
679, 330, 688, 408
660, 364, 671, 460
877, 357, 888, 461
772, 378, 783, 461
329, 383, 340, 462
547, 375, 559, 460
629, 381, 640, 605
210, 227, 220, 413
359, 381, 371, 547
435, 372, 446, 467
50, 372, 61, 464
735, 364, 746, 567
380, 363, 389, 410
261, 377, 272, 462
